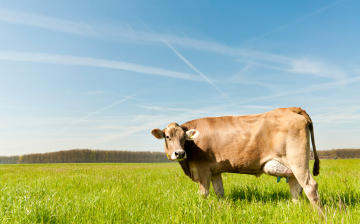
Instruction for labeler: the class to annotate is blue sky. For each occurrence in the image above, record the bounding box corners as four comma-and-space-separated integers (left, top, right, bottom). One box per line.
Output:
1, 0, 359, 156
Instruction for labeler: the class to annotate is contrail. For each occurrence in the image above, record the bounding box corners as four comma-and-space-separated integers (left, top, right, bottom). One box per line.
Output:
0, 51, 202, 81
161, 39, 236, 105
161, 38, 235, 104
0, 8, 95, 35
57, 95, 134, 133
134, 18, 236, 105
236, 75, 360, 105
254, 0, 345, 40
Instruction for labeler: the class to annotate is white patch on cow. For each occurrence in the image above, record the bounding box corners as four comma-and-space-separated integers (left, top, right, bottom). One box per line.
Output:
170, 150, 187, 161
263, 160, 293, 177
185, 129, 200, 141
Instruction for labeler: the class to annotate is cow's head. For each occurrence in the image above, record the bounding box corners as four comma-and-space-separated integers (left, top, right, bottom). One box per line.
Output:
151, 123, 199, 161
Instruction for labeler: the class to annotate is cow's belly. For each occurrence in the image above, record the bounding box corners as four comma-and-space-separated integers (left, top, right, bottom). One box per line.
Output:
211, 156, 263, 175
210, 147, 266, 174
210, 132, 290, 174
211, 158, 294, 178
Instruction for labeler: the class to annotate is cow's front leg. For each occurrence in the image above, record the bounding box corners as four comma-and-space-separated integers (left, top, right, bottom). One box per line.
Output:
198, 175, 211, 197
211, 174, 224, 197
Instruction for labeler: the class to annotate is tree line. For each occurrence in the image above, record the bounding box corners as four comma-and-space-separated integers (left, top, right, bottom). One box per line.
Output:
316, 148, 360, 159
0, 149, 172, 164
1, 148, 360, 164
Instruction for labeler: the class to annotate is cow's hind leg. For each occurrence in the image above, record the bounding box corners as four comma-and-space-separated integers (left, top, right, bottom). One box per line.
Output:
290, 168, 319, 206
211, 174, 224, 197
288, 176, 303, 203
286, 127, 320, 207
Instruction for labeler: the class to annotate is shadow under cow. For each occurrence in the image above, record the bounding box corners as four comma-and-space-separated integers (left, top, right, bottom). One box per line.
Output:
226, 186, 291, 203
225, 187, 359, 207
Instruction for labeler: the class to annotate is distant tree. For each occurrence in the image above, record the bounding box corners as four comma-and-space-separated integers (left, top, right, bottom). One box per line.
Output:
316, 148, 360, 159
0, 156, 19, 164
91, 150, 96, 163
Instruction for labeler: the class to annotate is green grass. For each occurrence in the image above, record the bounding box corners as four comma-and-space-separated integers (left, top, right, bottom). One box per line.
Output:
1, 160, 360, 223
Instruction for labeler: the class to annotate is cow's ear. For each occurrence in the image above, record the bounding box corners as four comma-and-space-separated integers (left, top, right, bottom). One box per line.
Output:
151, 128, 164, 139
185, 129, 200, 141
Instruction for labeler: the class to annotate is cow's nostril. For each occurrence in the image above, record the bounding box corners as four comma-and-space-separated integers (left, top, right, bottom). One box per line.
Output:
175, 151, 178, 156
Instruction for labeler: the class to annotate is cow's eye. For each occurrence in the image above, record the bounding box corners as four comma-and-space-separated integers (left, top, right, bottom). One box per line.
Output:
166, 136, 170, 140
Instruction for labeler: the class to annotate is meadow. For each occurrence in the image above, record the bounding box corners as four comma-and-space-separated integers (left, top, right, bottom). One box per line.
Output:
0, 160, 359, 223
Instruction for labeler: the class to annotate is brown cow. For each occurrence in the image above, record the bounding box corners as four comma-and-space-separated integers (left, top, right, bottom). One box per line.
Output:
151, 107, 320, 205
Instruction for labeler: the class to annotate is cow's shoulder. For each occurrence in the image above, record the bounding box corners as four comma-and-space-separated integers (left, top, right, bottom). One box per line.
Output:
180, 116, 216, 130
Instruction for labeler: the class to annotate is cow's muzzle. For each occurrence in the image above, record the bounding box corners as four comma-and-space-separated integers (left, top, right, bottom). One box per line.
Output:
171, 150, 187, 161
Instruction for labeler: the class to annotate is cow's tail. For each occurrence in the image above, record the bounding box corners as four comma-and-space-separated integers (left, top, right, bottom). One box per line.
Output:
308, 121, 320, 176
290, 107, 320, 176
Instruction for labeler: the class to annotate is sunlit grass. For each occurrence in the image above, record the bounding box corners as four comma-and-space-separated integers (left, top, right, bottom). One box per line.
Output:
1, 160, 359, 223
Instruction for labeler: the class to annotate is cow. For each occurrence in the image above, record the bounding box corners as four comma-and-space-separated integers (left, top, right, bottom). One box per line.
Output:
151, 107, 320, 206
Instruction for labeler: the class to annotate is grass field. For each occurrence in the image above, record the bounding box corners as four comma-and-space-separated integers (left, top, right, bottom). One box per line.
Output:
1, 160, 360, 223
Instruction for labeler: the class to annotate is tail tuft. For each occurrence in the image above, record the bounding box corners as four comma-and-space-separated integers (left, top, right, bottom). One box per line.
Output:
313, 156, 320, 176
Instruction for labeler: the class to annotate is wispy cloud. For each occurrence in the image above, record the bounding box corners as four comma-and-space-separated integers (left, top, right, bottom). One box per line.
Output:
85, 91, 147, 101
160, 36, 345, 80
0, 8, 96, 35
111, 93, 146, 101
142, 104, 272, 117
84, 100, 240, 147
254, 0, 345, 40
85, 91, 104, 95
0, 105, 91, 114
228, 64, 278, 89
234, 75, 360, 104
90, 125, 126, 130
85, 118, 166, 147
87, 98, 334, 147
315, 107, 360, 117
236, 57, 346, 80
84, 106, 211, 146
0, 8, 346, 80
134, 16, 236, 104
313, 114, 360, 124
0, 136, 90, 154
161, 39, 236, 104
142, 106, 211, 114
58, 95, 134, 133
290, 58, 346, 79
0, 51, 202, 81
312, 106, 360, 124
